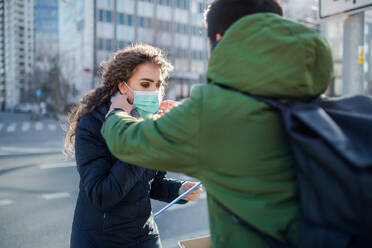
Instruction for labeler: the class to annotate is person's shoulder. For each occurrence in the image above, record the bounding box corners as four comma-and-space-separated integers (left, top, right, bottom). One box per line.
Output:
188, 84, 208, 100
76, 110, 103, 136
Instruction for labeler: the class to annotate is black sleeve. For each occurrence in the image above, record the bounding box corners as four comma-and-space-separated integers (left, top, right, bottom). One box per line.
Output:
75, 117, 146, 211
150, 171, 187, 204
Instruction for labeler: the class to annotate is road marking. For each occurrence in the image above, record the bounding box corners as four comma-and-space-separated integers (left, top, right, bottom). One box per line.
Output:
0, 146, 61, 156
21, 122, 31, 132
40, 162, 75, 169
6, 123, 16, 132
48, 124, 56, 131
0, 123, 3, 132
41, 192, 70, 200
0, 199, 14, 206
35, 122, 43, 131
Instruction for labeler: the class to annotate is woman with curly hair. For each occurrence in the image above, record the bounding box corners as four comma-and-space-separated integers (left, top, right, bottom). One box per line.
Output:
64, 44, 202, 248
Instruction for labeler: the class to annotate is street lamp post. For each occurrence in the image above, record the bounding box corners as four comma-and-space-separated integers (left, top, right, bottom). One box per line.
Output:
92, 0, 97, 89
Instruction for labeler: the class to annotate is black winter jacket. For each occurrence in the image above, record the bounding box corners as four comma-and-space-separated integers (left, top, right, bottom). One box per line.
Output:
70, 105, 186, 248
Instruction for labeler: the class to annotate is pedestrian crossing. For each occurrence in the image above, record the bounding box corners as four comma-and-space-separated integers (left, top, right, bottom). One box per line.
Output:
21, 122, 30, 132
6, 123, 16, 132
0, 121, 61, 133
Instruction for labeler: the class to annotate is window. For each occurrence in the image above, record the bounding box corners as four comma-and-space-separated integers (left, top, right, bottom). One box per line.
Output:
105, 39, 112, 51
192, 26, 202, 36
198, 3, 204, 14
119, 13, 124, 25
106, 10, 112, 23
175, 0, 188, 9
177, 23, 181, 33
119, 40, 125, 48
184, 24, 188, 34
127, 14, 133, 26
99, 9, 104, 22
183, 0, 189, 10
144, 18, 152, 28
159, 20, 170, 31
98, 38, 104, 50
138, 17, 144, 28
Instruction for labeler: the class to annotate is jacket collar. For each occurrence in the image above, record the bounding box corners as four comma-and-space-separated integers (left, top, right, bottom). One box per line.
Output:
92, 103, 110, 123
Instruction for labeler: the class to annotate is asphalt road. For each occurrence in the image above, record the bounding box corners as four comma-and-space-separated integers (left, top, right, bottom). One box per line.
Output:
0, 112, 210, 248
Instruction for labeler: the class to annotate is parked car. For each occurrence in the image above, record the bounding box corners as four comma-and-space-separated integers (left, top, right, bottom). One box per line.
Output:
13, 103, 33, 113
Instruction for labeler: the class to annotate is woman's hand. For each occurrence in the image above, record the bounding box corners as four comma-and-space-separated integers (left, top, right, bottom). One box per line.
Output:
179, 182, 203, 201
158, 100, 179, 115
109, 92, 135, 114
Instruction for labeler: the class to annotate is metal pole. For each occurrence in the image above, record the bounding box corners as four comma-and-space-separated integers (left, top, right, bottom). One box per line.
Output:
113, 0, 117, 49
92, 0, 97, 89
342, 12, 365, 96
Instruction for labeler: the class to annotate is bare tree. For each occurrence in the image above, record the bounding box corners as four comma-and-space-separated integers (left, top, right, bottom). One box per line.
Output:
25, 56, 72, 113
47, 64, 71, 112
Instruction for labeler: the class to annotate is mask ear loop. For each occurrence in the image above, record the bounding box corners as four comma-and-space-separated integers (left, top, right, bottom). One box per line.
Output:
123, 81, 134, 94
121, 81, 135, 105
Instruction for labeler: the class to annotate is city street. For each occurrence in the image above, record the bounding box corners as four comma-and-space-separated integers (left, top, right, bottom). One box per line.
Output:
0, 112, 64, 156
0, 112, 209, 248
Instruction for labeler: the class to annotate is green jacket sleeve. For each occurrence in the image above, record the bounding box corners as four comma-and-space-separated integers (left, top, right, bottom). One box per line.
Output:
101, 87, 202, 176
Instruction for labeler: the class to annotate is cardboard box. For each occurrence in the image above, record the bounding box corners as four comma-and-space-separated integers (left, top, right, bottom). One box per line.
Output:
178, 235, 211, 248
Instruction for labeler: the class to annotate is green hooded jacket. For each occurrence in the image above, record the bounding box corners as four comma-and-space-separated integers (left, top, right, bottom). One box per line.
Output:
101, 13, 334, 248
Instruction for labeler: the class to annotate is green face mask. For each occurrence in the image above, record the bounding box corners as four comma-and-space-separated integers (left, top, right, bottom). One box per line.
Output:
125, 82, 161, 117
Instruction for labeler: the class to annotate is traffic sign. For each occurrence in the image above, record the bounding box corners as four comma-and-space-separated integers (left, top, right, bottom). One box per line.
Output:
320, 0, 372, 19
35, 89, 43, 98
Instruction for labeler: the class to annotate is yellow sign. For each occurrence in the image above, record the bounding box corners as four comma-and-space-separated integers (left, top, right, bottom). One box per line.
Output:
358, 46, 365, 64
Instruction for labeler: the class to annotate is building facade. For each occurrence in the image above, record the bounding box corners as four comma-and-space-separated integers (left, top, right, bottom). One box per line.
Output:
281, 0, 319, 30
59, 0, 209, 102
2, 0, 34, 109
34, 0, 58, 64
0, 1, 5, 110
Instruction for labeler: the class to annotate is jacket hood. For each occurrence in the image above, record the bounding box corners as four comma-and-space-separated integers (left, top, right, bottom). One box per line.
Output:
207, 13, 334, 99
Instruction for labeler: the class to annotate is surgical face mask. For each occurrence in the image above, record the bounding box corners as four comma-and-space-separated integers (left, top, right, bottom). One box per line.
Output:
124, 82, 161, 117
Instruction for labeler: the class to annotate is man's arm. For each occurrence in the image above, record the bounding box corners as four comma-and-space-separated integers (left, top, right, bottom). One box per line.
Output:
101, 87, 203, 176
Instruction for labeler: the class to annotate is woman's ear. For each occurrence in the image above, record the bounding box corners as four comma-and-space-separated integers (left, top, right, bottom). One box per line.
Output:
118, 81, 134, 104
118, 82, 128, 95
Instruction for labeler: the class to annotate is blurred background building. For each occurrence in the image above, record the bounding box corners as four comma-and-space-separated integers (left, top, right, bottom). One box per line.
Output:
59, 0, 210, 103
1, 0, 372, 112
34, 0, 58, 65
282, 0, 372, 96
281, 0, 319, 30
0, 1, 5, 110
2, 0, 34, 110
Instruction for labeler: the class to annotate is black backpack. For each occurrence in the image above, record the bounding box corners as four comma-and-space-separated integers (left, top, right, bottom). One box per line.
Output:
214, 83, 372, 248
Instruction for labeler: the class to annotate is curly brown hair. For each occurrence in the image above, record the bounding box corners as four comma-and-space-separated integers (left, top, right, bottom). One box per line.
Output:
63, 43, 173, 157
